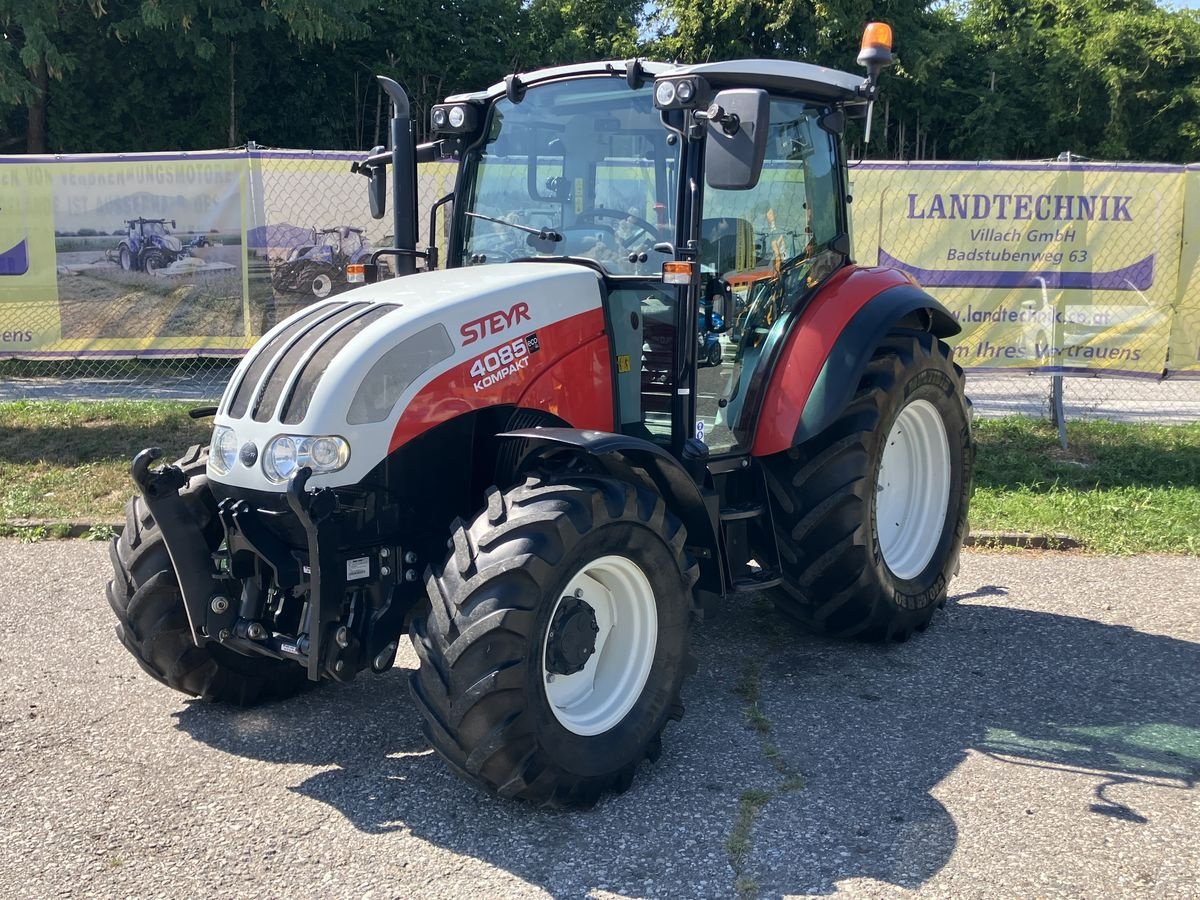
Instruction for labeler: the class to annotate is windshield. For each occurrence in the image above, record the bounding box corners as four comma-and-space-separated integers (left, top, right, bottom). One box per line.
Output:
142, 221, 167, 235
459, 76, 679, 276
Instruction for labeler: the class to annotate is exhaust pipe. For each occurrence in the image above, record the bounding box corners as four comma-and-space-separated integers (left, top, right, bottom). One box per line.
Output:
377, 76, 419, 277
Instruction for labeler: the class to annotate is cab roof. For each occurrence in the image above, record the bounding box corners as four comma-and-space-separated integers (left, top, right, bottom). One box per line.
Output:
671, 60, 862, 103
445, 58, 864, 105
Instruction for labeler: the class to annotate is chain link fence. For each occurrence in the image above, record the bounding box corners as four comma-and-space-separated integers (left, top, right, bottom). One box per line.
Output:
1, 151, 1197, 424
0, 150, 455, 403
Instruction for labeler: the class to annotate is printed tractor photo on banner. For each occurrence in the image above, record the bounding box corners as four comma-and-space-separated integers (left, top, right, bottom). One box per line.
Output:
51, 157, 246, 345
851, 162, 1188, 376
243, 152, 454, 334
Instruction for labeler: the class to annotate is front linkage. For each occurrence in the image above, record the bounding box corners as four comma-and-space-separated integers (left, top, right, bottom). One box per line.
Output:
131, 448, 405, 685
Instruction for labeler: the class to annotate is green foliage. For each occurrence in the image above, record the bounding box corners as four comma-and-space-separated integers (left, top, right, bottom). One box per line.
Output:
661, 0, 1200, 163
2, 1, 1198, 164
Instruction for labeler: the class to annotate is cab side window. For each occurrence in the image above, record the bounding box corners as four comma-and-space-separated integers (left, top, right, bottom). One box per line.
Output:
695, 99, 842, 454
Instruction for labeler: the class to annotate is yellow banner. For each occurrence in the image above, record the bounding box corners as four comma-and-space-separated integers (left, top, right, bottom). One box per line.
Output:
2, 152, 1195, 371
1170, 167, 1200, 375
852, 162, 1186, 375
0, 154, 249, 357
0, 152, 457, 358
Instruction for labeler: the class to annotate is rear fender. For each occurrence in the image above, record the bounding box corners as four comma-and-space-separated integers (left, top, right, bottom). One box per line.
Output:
497, 427, 723, 595
751, 270, 959, 456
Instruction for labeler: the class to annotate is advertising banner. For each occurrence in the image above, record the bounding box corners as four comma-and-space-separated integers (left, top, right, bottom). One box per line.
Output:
1, 151, 1195, 372
1, 152, 249, 358
0, 151, 456, 359
1169, 166, 1200, 376
852, 162, 1186, 375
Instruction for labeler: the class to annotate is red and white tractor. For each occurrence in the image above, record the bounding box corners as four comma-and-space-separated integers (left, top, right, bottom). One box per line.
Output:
108, 24, 974, 807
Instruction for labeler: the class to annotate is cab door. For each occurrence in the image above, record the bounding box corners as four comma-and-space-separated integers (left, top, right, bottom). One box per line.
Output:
693, 97, 847, 455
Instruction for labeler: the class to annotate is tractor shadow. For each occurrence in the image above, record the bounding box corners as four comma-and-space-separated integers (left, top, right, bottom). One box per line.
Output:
174, 584, 1200, 898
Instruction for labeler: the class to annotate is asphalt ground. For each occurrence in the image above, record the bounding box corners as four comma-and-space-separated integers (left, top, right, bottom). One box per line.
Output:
0, 541, 1197, 899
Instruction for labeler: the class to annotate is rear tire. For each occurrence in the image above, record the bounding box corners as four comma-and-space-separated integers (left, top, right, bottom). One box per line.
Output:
409, 476, 700, 807
106, 445, 311, 705
764, 331, 973, 641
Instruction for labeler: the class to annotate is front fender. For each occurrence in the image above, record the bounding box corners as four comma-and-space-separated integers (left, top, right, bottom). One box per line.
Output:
497, 427, 723, 596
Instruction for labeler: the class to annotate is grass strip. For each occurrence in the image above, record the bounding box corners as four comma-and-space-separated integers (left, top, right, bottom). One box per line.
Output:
0, 402, 1196, 553
0, 400, 209, 523
972, 417, 1200, 554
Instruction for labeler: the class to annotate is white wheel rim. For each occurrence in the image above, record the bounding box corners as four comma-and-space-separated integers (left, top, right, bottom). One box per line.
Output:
875, 398, 952, 580
313, 274, 332, 297
542, 555, 658, 736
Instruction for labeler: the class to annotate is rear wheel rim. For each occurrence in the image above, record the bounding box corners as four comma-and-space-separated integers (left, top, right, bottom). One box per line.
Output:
542, 555, 658, 736
875, 398, 952, 580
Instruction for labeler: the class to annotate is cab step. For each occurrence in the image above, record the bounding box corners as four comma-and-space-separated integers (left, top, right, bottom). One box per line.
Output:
731, 565, 783, 593
719, 502, 766, 522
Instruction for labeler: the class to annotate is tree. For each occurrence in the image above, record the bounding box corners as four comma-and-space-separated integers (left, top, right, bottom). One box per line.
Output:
0, 0, 104, 151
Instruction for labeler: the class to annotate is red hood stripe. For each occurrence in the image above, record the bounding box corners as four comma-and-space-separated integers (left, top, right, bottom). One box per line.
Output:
389, 307, 606, 453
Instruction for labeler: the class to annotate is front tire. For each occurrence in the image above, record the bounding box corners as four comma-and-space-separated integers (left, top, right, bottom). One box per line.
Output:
106, 446, 311, 705
304, 267, 333, 298
764, 330, 973, 641
409, 476, 699, 807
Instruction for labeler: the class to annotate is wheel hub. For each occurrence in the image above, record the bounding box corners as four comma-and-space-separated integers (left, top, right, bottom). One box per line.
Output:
541, 556, 658, 736
875, 398, 952, 580
545, 595, 599, 676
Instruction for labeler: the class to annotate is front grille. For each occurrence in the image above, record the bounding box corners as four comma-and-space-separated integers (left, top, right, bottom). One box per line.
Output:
225, 305, 333, 419
281, 304, 399, 425
251, 303, 372, 423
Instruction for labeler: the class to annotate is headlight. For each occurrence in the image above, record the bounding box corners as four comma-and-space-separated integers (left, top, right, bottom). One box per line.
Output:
675, 80, 695, 103
263, 434, 350, 483
209, 426, 237, 475
654, 81, 676, 107
430, 103, 477, 133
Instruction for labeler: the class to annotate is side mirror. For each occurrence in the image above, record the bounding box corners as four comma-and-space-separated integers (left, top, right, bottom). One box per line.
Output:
367, 165, 387, 220
704, 89, 769, 191
706, 277, 732, 332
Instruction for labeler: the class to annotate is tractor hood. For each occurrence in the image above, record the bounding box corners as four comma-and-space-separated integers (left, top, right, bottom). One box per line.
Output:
208, 263, 605, 491
156, 235, 183, 253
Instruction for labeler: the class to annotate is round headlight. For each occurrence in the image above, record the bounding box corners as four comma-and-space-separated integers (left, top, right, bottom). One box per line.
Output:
654, 81, 677, 107
675, 80, 695, 103
265, 436, 298, 482
309, 436, 348, 469
448, 106, 466, 128
431, 107, 448, 129
210, 426, 237, 475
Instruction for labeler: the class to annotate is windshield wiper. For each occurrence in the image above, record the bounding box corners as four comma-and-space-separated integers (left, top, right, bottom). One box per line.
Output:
465, 211, 562, 243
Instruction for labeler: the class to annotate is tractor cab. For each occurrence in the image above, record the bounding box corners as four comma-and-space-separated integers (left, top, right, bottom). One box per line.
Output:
418, 60, 861, 460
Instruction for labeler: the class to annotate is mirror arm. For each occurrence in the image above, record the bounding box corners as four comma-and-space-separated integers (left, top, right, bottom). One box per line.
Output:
415, 140, 445, 164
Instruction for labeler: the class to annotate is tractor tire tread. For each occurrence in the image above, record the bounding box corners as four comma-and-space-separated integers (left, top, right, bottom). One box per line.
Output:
409, 475, 698, 808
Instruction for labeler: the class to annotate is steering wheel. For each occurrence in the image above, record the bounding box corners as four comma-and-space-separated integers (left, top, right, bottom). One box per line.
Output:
575, 208, 660, 250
